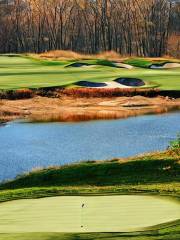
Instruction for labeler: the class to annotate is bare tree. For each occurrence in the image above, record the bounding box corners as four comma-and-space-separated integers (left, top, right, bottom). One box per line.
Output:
0, 0, 179, 56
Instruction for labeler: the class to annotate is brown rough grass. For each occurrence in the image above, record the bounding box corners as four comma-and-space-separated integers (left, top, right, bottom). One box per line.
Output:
34, 50, 123, 61
0, 88, 160, 100
29, 105, 178, 123
62, 88, 160, 98
32, 50, 180, 62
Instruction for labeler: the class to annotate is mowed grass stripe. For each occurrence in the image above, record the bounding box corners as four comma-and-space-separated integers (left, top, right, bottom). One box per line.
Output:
0, 195, 179, 233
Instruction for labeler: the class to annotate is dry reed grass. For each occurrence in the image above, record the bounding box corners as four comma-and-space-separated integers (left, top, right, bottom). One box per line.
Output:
61, 88, 159, 98
29, 105, 177, 123
39, 50, 85, 60
0, 88, 160, 100
37, 50, 123, 61
0, 110, 21, 122
35, 50, 180, 62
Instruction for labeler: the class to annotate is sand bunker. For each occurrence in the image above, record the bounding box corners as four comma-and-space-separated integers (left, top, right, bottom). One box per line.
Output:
76, 81, 107, 88
104, 81, 132, 88
66, 62, 134, 69
66, 61, 134, 69
66, 62, 93, 68
150, 62, 180, 69
115, 78, 145, 87
76, 78, 146, 89
76, 81, 132, 88
113, 62, 134, 69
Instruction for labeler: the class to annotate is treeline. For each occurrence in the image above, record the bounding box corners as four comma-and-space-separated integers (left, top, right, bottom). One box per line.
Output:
0, 0, 179, 57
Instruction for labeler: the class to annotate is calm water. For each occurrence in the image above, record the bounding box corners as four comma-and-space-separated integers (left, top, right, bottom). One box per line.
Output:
0, 112, 180, 182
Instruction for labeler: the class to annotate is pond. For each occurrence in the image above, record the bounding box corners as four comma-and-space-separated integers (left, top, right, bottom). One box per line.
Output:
0, 195, 179, 232
0, 111, 179, 182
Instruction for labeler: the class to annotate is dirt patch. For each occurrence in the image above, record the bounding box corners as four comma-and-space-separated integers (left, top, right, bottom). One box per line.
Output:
115, 78, 145, 87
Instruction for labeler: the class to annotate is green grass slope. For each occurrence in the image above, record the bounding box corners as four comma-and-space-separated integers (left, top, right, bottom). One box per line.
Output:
0, 55, 179, 90
1, 151, 179, 190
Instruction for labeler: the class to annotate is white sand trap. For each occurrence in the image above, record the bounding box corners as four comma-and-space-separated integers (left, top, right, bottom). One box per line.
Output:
115, 78, 145, 87
150, 62, 180, 69
76, 81, 107, 88
0, 195, 179, 233
103, 81, 132, 88
82, 65, 96, 68
76, 81, 131, 88
113, 62, 134, 69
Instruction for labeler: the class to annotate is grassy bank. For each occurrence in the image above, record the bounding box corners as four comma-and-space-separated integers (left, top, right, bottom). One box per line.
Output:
0, 55, 179, 91
1, 150, 179, 193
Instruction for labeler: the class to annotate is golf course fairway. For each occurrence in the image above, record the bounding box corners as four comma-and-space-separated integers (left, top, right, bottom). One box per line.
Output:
0, 195, 179, 233
0, 55, 180, 90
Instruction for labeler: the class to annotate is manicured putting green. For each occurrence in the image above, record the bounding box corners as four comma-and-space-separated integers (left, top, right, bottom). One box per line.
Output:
0, 195, 179, 233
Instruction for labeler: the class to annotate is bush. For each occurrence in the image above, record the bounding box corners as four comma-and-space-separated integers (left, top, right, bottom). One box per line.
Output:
169, 134, 180, 154
0, 89, 34, 99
